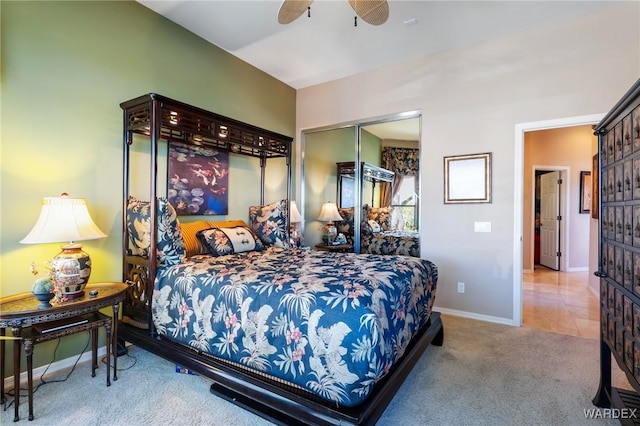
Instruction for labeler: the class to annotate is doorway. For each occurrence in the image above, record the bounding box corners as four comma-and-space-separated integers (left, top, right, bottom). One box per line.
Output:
513, 114, 603, 327
532, 167, 570, 272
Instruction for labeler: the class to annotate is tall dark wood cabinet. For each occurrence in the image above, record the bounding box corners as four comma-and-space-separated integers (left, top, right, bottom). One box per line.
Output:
593, 78, 640, 422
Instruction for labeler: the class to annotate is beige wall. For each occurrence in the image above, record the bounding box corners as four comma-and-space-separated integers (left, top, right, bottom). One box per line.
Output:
296, 3, 640, 322
523, 126, 596, 272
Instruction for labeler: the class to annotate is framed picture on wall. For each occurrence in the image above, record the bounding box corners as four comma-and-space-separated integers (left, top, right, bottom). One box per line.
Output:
580, 170, 592, 214
167, 142, 229, 215
339, 175, 355, 208
444, 152, 492, 204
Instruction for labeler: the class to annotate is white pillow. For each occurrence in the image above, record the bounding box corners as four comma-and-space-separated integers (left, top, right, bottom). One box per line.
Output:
367, 219, 381, 233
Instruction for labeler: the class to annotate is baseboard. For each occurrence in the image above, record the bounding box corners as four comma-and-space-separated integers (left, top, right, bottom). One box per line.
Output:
434, 306, 515, 326
566, 267, 589, 272
2, 342, 131, 391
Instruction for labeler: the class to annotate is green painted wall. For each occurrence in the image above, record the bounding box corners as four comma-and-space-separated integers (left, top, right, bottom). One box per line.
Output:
360, 129, 383, 207
1, 1, 295, 372
303, 127, 355, 246
302, 127, 382, 246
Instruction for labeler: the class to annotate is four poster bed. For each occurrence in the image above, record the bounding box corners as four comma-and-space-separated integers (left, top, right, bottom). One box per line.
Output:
336, 162, 420, 257
118, 94, 443, 425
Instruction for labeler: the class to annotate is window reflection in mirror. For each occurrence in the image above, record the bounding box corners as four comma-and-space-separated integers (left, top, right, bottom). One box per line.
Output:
359, 117, 421, 256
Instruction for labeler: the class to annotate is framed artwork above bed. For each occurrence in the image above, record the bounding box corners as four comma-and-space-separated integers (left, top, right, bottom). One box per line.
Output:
167, 142, 229, 215
339, 175, 355, 208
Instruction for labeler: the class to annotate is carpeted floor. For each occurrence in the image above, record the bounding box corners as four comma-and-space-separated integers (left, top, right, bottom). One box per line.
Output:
1, 314, 627, 425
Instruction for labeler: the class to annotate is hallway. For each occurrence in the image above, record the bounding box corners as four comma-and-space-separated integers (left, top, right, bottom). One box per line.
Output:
522, 266, 599, 340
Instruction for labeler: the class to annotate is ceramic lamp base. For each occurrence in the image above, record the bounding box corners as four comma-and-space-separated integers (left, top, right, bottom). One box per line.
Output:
51, 243, 92, 299
322, 223, 337, 245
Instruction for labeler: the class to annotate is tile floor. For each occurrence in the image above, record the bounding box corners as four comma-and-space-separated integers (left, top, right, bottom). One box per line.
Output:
522, 266, 600, 340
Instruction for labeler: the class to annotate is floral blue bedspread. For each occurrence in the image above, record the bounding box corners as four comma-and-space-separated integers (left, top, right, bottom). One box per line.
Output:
361, 230, 420, 257
152, 247, 438, 407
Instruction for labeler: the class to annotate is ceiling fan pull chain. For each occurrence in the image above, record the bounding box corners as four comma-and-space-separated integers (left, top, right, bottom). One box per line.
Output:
308, 6, 311, 18
354, 16, 358, 26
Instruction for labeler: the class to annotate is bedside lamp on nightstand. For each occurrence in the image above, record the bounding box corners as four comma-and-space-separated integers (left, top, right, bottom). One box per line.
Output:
289, 200, 303, 248
317, 201, 343, 245
20, 194, 107, 300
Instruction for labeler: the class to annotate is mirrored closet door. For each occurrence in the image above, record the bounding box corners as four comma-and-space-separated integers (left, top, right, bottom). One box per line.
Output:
302, 113, 421, 255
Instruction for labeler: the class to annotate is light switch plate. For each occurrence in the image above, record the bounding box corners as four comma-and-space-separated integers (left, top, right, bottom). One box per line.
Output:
474, 221, 491, 232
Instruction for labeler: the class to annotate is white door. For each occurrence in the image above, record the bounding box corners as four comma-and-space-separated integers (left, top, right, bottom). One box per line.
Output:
540, 171, 561, 270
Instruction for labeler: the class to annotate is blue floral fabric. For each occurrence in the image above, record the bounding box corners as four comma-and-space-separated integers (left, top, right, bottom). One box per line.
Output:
126, 196, 186, 265
361, 230, 420, 257
197, 226, 265, 256
152, 248, 437, 407
248, 199, 289, 248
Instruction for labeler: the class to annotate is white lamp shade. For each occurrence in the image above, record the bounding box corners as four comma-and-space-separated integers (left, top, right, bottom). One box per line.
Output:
317, 202, 343, 223
290, 200, 302, 223
20, 196, 107, 244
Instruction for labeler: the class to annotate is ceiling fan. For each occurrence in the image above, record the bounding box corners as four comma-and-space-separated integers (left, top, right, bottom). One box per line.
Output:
277, 0, 389, 26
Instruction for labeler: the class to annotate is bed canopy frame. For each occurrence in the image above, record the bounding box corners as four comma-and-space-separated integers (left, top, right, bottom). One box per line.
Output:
118, 94, 443, 425
120, 93, 293, 330
337, 161, 394, 208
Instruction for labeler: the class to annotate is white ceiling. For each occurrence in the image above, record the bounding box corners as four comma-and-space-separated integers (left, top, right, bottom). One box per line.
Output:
136, 0, 619, 140
137, 0, 618, 90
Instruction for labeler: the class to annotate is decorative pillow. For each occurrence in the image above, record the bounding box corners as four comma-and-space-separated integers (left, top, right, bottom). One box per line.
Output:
179, 220, 212, 258
361, 204, 372, 234
367, 219, 382, 233
368, 206, 394, 231
337, 207, 355, 242
126, 196, 186, 265
197, 226, 265, 256
248, 199, 289, 248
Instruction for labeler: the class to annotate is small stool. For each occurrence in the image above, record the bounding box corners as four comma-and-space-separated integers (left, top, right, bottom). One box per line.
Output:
21, 312, 112, 421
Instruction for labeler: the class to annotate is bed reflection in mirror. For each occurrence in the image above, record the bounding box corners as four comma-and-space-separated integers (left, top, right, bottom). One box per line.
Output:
359, 119, 420, 257
302, 114, 421, 257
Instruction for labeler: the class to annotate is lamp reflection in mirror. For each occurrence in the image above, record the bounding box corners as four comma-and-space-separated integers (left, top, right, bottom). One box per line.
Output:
289, 200, 303, 248
317, 201, 343, 244
20, 194, 107, 300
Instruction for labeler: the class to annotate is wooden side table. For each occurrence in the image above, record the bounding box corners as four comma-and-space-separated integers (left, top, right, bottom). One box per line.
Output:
314, 243, 354, 253
0, 282, 128, 422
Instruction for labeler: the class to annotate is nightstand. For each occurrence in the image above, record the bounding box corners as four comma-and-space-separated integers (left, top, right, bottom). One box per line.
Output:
314, 243, 354, 253
0, 282, 128, 421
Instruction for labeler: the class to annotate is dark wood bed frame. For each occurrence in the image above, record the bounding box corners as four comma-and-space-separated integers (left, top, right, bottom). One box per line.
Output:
118, 93, 444, 425
337, 161, 395, 208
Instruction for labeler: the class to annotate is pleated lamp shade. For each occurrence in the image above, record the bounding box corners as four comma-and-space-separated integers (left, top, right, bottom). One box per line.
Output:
21, 195, 107, 299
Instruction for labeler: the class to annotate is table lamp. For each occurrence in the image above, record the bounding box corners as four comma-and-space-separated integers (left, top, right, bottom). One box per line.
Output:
317, 201, 343, 245
289, 200, 303, 247
20, 194, 107, 299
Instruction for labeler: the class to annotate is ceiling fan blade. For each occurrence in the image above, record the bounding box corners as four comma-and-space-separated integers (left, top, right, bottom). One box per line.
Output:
348, 0, 389, 26
278, 0, 314, 25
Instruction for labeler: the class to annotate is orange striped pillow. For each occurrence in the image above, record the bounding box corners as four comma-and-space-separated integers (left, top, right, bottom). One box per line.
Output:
180, 220, 249, 258
179, 220, 212, 258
